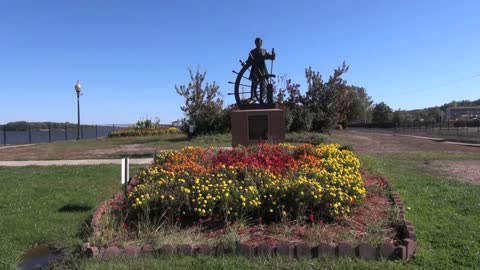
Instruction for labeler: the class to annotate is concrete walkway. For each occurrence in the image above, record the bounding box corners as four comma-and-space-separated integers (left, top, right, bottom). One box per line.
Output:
0, 158, 154, 167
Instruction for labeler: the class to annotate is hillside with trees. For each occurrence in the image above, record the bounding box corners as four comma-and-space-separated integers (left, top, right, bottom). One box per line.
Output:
387, 99, 480, 124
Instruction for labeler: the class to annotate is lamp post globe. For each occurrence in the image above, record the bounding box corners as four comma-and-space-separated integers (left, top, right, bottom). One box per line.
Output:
75, 80, 81, 140
75, 80, 81, 95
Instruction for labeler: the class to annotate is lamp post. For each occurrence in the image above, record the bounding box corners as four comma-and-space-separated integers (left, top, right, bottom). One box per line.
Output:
75, 80, 82, 140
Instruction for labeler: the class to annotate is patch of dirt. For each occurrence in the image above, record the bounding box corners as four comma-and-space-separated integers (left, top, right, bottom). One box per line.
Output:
426, 160, 480, 185
332, 130, 480, 155
333, 130, 480, 185
86, 144, 155, 156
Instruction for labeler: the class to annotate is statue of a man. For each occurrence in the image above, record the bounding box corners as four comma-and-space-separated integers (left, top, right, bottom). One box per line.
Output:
246, 37, 275, 102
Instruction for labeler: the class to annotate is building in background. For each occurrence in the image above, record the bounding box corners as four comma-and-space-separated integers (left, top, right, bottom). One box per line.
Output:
446, 107, 480, 120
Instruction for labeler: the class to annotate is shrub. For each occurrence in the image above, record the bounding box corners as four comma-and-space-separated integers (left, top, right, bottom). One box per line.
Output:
135, 117, 161, 129
286, 132, 326, 145
128, 144, 365, 224
108, 126, 180, 137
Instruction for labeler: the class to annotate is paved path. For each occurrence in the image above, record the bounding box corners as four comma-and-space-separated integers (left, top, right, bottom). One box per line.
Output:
0, 158, 154, 167
397, 134, 480, 147
350, 130, 480, 147
0, 144, 35, 150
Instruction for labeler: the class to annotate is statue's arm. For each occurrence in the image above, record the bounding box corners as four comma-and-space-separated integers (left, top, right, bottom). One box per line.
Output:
265, 50, 275, 60
246, 51, 254, 65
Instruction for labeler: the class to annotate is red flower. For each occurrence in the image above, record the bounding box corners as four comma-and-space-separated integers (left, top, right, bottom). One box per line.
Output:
309, 213, 315, 222
325, 202, 331, 208
258, 217, 263, 224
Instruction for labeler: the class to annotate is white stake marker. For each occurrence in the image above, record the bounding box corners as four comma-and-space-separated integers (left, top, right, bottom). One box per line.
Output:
121, 157, 129, 184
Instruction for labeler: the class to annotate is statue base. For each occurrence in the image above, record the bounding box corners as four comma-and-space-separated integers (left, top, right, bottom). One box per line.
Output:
230, 107, 285, 147
237, 103, 276, 110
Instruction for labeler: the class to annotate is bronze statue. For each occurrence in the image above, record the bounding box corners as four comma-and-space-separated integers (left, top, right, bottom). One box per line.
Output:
247, 38, 275, 102
229, 37, 276, 109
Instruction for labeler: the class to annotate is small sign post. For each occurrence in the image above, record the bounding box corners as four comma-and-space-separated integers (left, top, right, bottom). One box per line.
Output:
188, 124, 194, 140
121, 157, 129, 200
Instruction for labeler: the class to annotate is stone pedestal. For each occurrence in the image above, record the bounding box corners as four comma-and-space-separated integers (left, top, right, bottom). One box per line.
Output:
230, 108, 285, 147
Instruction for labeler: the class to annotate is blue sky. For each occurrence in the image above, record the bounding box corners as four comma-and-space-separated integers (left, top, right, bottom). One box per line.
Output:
1, 0, 479, 124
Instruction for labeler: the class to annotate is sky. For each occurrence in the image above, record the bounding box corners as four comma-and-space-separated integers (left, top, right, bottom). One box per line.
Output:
1, 0, 479, 125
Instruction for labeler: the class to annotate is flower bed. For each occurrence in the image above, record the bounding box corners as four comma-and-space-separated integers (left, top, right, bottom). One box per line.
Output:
87, 143, 417, 260
108, 126, 179, 137
128, 143, 365, 223
87, 172, 415, 260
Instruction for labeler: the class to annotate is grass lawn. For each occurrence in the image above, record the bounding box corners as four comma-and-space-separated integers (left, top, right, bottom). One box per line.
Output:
0, 132, 325, 161
71, 152, 480, 269
360, 154, 480, 269
0, 165, 144, 270
0, 133, 232, 161
77, 255, 407, 270
1, 136, 479, 269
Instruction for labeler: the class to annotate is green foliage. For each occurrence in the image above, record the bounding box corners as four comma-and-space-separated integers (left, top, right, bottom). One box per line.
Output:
135, 117, 161, 129
440, 99, 480, 110
372, 102, 393, 123
303, 64, 350, 132
360, 155, 480, 269
285, 132, 326, 145
76, 255, 411, 270
389, 99, 480, 124
285, 105, 314, 132
273, 63, 366, 132
276, 63, 355, 132
343, 86, 374, 124
175, 67, 228, 135
392, 109, 405, 124
0, 165, 143, 269
172, 62, 369, 134
108, 127, 180, 137
189, 133, 231, 145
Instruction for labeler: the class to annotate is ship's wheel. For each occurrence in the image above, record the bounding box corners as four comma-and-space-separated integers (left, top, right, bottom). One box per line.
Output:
229, 60, 275, 110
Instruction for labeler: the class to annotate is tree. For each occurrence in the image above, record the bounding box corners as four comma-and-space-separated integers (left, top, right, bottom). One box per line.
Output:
392, 109, 405, 124
343, 86, 374, 124
424, 107, 442, 122
372, 102, 393, 123
303, 62, 349, 131
175, 67, 226, 135
279, 79, 307, 131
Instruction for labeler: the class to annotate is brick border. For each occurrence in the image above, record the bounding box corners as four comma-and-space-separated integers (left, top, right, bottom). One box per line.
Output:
85, 177, 416, 261
90, 178, 140, 238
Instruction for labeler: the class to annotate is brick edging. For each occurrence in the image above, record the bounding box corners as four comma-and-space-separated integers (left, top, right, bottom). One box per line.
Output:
390, 188, 417, 259
90, 178, 140, 237
85, 177, 416, 261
